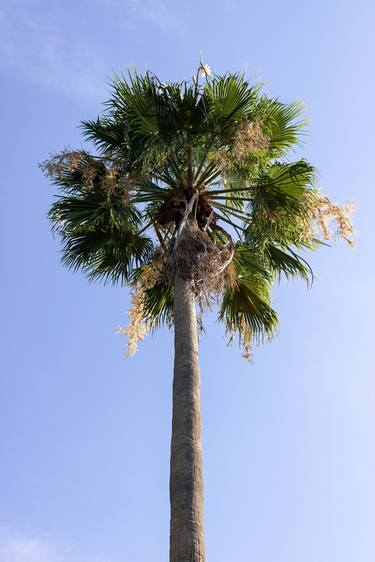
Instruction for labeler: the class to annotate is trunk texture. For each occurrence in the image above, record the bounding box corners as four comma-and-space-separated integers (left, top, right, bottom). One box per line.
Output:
169, 274, 205, 562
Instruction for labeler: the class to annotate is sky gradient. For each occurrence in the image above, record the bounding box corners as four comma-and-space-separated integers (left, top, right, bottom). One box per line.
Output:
0, 1, 374, 561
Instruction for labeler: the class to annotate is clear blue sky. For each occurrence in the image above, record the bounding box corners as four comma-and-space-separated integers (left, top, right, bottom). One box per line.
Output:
0, 1, 374, 561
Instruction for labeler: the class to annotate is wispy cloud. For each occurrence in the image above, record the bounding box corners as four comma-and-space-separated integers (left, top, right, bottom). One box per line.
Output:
0, 0, 185, 101
0, 2, 109, 102
0, 528, 111, 562
128, 0, 183, 33
0, 533, 61, 562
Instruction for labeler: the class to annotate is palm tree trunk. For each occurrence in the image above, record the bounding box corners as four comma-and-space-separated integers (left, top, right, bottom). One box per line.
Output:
169, 273, 205, 562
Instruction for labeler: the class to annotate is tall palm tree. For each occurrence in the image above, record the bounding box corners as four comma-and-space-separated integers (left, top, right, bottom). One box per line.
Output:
42, 64, 353, 562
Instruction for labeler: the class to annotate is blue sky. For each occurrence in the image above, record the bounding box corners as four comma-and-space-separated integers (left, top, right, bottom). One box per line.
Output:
0, 1, 374, 561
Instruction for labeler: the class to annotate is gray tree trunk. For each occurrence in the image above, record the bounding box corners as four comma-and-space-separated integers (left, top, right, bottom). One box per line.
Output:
169, 273, 205, 562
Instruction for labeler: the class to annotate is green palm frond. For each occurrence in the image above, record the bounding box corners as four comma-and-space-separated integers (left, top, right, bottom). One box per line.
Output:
49, 192, 142, 232
218, 242, 278, 352
260, 98, 307, 154
219, 273, 278, 351
49, 169, 152, 284
110, 72, 163, 137
81, 118, 128, 153
254, 160, 315, 205
205, 74, 259, 135
232, 242, 272, 278
59, 227, 153, 285
241, 160, 317, 249
142, 278, 174, 328
265, 243, 312, 283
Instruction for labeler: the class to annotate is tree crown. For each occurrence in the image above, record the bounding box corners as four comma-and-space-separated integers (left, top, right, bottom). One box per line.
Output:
42, 63, 354, 359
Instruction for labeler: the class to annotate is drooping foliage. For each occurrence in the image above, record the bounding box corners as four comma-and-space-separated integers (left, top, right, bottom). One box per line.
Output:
42, 63, 354, 358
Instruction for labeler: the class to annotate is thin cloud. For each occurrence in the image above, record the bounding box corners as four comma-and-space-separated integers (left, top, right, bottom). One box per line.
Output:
128, 0, 183, 33
0, 529, 112, 562
0, 1, 187, 101
0, 3, 109, 102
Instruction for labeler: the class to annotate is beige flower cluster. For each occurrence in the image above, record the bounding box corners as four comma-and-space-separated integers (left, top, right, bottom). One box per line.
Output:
232, 120, 269, 161
301, 192, 355, 246
40, 150, 133, 202
117, 259, 164, 357
40, 150, 83, 179
199, 63, 212, 78
240, 319, 255, 362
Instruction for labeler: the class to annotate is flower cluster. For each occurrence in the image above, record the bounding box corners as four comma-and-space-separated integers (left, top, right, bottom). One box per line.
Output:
301, 192, 355, 246
232, 120, 269, 161
198, 62, 212, 78
117, 259, 164, 356
40, 150, 133, 203
39, 150, 84, 179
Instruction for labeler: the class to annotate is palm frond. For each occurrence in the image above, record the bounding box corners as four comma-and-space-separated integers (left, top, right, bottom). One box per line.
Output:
219, 274, 278, 348
143, 278, 174, 328
81, 118, 128, 153
232, 242, 272, 279
265, 243, 312, 283
259, 98, 307, 154
49, 173, 152, 284
218, 242, 278, 355
59, 227, 153, 285
254, 160, 316, 205
205, 74, 259, 136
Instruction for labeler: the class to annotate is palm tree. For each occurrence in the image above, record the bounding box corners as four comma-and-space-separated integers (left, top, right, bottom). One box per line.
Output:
42, 64, 353, 562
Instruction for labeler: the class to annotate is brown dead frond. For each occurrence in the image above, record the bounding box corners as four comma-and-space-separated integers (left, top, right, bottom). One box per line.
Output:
166, 220, 234, 294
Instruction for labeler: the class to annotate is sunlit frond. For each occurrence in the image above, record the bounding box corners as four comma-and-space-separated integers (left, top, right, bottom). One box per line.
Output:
259, 98, 307, 154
